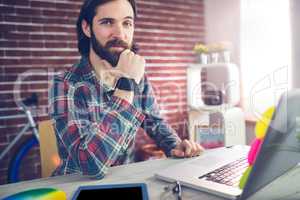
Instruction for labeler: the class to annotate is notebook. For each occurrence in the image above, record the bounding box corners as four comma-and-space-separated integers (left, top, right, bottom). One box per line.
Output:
155, 90, 300, 200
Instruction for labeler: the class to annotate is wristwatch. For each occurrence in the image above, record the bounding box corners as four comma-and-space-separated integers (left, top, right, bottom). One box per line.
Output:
115, 77, 137, 91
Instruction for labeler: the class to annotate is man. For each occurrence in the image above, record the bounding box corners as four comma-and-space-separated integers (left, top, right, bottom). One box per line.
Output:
49, 0, 203, 179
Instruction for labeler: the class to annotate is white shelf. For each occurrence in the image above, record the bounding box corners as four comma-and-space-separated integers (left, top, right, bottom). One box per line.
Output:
188, 104, 234, 113
189, 63, 236, 69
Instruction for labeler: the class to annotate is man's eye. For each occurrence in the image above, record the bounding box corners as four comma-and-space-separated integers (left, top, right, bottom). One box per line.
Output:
123, 21, 133, 27
100, 20, 112, 25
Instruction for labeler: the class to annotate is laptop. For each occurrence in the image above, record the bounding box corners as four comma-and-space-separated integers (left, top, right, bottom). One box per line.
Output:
155, 90, 300, 200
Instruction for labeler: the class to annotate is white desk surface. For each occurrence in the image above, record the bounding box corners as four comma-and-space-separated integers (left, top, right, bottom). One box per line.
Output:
0, 158, 227, 200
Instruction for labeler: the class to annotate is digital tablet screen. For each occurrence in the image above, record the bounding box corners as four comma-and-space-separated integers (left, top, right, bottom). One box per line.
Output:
72, 183, 149, 200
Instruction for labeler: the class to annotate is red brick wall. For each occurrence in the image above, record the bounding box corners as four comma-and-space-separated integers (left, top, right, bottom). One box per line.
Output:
0, 0, 205, 184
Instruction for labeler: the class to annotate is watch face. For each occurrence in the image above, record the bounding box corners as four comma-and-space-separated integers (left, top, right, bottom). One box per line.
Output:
116, 77, 135, 91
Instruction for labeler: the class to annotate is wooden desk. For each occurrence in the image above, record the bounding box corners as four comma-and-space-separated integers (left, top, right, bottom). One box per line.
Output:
0, 158, 227, 200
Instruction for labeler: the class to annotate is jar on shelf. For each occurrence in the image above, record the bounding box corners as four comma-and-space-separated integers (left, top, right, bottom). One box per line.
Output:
197, 53, 208, 64
211, 52, 219, 63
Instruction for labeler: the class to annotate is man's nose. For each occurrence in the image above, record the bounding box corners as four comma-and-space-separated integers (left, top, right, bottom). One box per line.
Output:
112, 23, 125, 39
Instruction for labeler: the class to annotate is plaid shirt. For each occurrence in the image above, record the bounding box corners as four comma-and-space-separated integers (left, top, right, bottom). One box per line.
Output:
49, 56, 180, 179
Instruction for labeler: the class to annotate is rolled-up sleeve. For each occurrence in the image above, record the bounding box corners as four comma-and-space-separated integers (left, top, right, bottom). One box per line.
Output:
140, 79, 181, 156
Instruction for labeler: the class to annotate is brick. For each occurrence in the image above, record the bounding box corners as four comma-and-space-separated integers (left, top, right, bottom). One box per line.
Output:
43, 26, 75, 33
31, 17, 76, 26
29, 83, 49, 90
42, 10, 78, 18
138, 2, 204, 14
2, 74, 45, 82
2, 0, 30, 6
68, 42, 77, 48
44, 42, 70, 48
17, 41, 44, 48
30, 1, 81, 11
3, 67, 36, 74
55, 2, 82, 10
135, 31, 203, 39
0, 135, 7, 144
0, 126, 21, 137
0, 24, 16, 32
5, 50, 31, 57
157, 98, 187, 105
136, 23, 203, 33
16, 8, 42, 17
14, 58, 77, 66
147, 59, 194, 64
0, 100, 17, 109
29, 34, 77, 41
31, 51, 79, 57
138, 0, 203, 8
0, 41, 18, 48
136, 38, 197, 46
17, 25, 43, 32
0, 5, 15, 14
0, 117, 27, 126
0, 14, 4, 22
139, 10, 202, 22
139, 44, 193, 51
3, 32, 30, 40
0, 58, 21, 65
136, 16, 203, 27
0, 82, 49, 92
0, 179, 7, 185
0, 154, 9, 167
141, 52, 194, 57
30, 1, 55, 9
4, 15, 32, 24
0, 169, 8, 185
37, 115, 50, 122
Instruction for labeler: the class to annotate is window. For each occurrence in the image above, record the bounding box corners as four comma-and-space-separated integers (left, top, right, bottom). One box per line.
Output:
241, 0, 291, 117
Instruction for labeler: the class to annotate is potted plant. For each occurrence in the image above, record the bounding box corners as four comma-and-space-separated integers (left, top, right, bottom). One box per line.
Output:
193, 43, 209, 64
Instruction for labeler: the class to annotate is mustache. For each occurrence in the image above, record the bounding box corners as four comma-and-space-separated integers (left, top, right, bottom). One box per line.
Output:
105, 39, 130, 49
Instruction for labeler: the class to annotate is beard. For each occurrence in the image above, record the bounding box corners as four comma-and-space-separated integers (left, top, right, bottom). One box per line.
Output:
90, 30, 139, 67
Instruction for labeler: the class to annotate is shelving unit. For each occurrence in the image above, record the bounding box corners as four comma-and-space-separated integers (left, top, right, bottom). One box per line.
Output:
187, 63, 246, 148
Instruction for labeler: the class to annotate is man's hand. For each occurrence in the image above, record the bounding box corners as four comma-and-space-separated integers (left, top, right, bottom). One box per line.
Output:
97, 49, 145, 85
115, 49, 145, 84
171, 139, 204, 158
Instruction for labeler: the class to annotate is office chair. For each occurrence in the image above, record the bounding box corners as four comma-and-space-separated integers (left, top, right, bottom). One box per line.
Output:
38, 120, 60, 178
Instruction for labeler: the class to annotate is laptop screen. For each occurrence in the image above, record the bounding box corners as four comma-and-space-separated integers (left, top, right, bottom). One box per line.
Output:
240, 90, 300, 200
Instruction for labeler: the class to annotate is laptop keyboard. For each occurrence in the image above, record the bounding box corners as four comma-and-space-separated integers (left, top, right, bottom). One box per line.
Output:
199, 157, 248, 187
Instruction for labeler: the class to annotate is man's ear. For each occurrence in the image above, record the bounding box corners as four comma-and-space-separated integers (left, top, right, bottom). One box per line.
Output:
81, 19, 91, 38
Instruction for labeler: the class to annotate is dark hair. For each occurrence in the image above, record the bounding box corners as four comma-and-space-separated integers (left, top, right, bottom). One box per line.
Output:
76, 0, 137, 56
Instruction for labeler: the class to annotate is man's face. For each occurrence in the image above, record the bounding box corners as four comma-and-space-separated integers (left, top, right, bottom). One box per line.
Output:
90, 0, 135, 66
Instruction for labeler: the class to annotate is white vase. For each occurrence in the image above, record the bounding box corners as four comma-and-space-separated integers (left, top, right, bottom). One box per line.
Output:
198, 53, 208, 64
222, 51, 230, 63
211, 52, 219, 63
